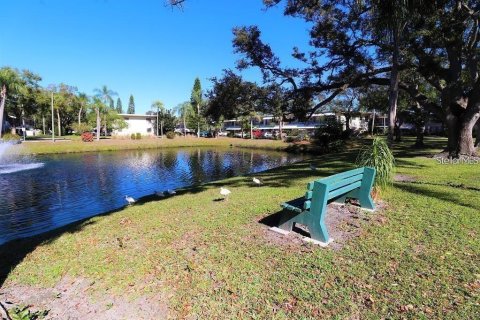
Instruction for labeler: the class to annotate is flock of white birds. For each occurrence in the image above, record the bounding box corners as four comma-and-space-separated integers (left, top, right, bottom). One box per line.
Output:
125, 163, 317, 204
124, 176, 266, 204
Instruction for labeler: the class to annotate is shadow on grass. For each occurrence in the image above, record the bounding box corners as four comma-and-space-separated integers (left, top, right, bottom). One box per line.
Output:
393, 182, 480, 211
258, 210, 311, 237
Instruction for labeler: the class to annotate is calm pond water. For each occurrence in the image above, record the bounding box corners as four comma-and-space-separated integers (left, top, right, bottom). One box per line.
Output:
0, 147, 306, 244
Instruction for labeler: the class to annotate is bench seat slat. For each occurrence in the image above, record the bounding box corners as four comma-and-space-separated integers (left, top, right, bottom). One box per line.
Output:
305, 191, 313, 200
303, 200, 311, 210
328, 181, 362, 199
329, 174, 363, 191
307, 181, 314, 191
319, 168, 365, 183
281, 203, 302, 213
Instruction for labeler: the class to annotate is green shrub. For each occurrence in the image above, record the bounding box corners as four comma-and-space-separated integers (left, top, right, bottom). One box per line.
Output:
135, 133, 141, 140
130, 133, 136, 140
71, 123, 92, 135
356, 137, 395, 189
1, 133, 21, 142
166, 131, 175, 139
314, 117, 344, 150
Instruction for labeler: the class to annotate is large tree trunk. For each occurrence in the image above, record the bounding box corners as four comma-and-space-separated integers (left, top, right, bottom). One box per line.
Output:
415, 124, 425, 147
445, 113, 460, 157
0, 85, 6, 138
475, 119, 480, 147
458, 113, 479, 156
387, 31, 400, 145
96, 107, 101, 141
42, 116, 46, 135
57, 109, 62, 137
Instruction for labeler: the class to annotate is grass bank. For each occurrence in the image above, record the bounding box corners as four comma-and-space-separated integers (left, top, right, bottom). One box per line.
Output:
16, 137, 289, 155
1, 137, 478, 318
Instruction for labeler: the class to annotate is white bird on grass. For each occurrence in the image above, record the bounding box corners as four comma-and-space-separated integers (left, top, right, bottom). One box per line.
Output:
125, 195, 136, 205
166, 189, 176, 195
155, 191, 165, 197
220, 187, 231, 200
252, 177, 262, 186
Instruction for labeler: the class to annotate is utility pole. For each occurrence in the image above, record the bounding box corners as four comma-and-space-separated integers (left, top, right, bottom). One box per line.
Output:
371, 109, 376, 136
21, 106, 26, 141
156, 108, 159, 136
250, 118, 253, 140
51, 92, 55, 142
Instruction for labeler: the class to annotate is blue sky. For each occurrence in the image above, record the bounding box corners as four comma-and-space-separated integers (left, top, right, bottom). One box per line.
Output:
0, 0, 310, 114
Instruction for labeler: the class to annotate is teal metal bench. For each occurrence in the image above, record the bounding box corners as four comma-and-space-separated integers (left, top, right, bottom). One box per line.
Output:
278, 167, 376, 244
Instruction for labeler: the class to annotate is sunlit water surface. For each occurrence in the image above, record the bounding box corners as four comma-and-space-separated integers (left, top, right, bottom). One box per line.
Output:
0, 147, 306, 244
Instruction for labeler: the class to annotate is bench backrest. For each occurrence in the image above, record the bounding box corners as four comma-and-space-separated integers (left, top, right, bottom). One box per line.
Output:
302, 167, 374, 210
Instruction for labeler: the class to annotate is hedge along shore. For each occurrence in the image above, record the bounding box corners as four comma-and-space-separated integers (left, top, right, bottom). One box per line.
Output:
13, 137, 290, 155
1, 137, 478, 319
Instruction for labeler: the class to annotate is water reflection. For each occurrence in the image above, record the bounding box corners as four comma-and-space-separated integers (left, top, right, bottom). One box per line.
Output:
0, 148, 306, 244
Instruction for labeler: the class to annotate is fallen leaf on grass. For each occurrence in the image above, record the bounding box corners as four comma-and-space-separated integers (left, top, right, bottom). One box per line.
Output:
399, 304, 414, 312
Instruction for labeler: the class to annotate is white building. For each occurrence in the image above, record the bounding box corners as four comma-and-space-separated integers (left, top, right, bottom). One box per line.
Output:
223, 113, 369, 133
113, 114, 155, 136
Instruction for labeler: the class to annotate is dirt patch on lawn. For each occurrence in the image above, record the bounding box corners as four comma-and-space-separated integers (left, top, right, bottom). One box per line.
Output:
394, 174, 417, 182
261, 200, 387, 250
0, 277, 168, 320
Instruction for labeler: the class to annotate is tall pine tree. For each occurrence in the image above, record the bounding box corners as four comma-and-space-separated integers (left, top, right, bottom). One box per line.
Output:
109, 98, 115, 110
127, 94, 135, 114
116, 98, 123, 114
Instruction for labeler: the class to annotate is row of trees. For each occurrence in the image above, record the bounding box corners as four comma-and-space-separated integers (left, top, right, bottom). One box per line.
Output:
0, 67, 141, 140
174, 0, 480, 157
0, 67, 218, 140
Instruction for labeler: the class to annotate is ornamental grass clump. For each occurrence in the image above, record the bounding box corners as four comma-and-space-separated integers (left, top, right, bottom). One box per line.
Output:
356, 137, 395, 191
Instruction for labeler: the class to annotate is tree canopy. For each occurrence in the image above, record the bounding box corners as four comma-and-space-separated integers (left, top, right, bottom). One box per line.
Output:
229, 0, 479, 156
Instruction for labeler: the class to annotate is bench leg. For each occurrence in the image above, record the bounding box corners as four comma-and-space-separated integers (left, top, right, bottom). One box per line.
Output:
278, 210, 295, 232
308, 219, 329, 243
359, 167, 376, 210
359, 193, 375, 210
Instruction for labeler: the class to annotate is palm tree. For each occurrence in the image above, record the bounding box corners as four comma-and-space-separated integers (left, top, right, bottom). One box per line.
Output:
173, 102, 193, 136
0, 67, 24, 138
151, 100, 165, 136
94, 85, 117, 138
77, 93, 89, 125
91, 97, 105, 141
94, 85, 117, 105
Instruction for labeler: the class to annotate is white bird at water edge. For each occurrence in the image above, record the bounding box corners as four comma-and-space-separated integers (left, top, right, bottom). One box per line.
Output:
166, 189, 176, 195
252, 177, 262, 186
220, 187, 231, 200
125, 195, 136, 205
155, 191, 165, 197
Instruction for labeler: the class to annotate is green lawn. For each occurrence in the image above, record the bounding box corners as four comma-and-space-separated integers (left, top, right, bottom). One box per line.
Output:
1, 137, 479, 318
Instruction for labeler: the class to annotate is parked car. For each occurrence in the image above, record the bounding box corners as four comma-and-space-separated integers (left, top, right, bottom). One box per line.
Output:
199, 131, 213, 138
263, 131, 273, 139
217, 131, 228, 136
